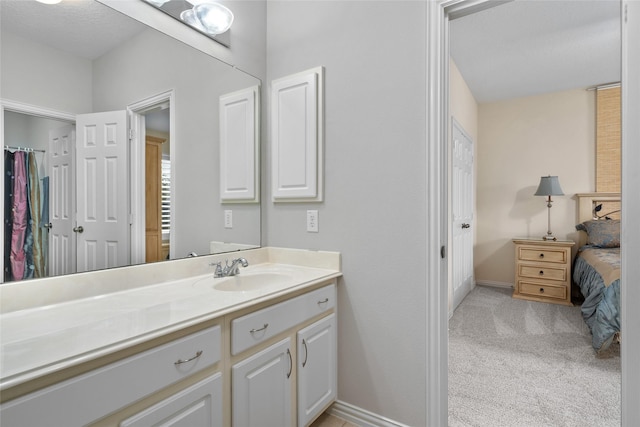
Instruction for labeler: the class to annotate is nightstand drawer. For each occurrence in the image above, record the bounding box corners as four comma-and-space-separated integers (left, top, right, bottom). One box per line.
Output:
518, 248, 567, 264
518, 281, 567, 300
518, 264, 567, 281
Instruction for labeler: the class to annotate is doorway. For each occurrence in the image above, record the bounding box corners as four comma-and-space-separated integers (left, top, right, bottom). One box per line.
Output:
425, 0, 639, 425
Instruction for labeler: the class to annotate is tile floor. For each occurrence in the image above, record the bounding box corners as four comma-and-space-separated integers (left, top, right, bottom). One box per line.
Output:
310, 412, 359, 427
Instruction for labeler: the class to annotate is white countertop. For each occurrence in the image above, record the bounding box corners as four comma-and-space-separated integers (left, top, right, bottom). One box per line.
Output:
0, 248, 341, 391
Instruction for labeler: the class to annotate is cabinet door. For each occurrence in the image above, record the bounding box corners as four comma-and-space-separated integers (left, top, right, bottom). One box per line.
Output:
297, 314, 337, 427
232, 338, 292, 427
120, 373, 222, 427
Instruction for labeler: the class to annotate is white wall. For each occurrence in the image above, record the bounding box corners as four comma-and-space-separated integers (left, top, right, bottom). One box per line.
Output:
265, 2, 427, 425
0, 32, 93, 114
476, 88, 595, 285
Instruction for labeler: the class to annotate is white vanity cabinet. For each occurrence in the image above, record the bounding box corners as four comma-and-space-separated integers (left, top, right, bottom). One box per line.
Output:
230, 282, 337, 427
232, 338, 293, 427
297, 313, 337, 427
0, 325, 222, 427
120, 373, 223, 427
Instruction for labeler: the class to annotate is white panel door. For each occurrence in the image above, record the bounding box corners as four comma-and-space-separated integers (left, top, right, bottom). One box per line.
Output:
452, 120, 474, 311
232, 338, 292, 427
75, 111, 129, 273
271, 67, 323, 202
219, 86, 259, 202
48, 125, 76, 277
297, 314, 337, 427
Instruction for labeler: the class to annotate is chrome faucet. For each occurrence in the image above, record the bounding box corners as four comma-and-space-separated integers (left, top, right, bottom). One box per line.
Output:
213, 257, 249, 277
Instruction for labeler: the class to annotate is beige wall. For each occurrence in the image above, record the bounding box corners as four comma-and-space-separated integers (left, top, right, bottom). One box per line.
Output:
475, 89, 596, 285
449, 60, 478, 313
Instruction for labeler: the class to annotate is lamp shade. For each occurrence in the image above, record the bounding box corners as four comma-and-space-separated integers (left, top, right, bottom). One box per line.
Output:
534, 175, 564, 196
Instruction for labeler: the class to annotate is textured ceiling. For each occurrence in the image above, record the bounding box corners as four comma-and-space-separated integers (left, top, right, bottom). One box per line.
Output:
0, 0, 146, 60
450, 0, 621, 104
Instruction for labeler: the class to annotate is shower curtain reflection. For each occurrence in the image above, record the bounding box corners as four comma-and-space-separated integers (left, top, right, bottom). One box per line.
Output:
3, 148, 48, 282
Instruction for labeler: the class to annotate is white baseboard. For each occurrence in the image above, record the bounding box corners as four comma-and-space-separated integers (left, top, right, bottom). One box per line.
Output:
327, 400, 409, 427
475, 280, 513, 289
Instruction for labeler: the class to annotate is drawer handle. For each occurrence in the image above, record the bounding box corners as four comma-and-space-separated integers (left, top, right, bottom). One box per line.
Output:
317, 298, 329, 305
174, 350, 203, 365
302, 339, 308, 368
539, 253, 545, 258
539, 270, 544, 275
540, 288, 545, 293
250, 323, 269, 334
287, 348, 293, 378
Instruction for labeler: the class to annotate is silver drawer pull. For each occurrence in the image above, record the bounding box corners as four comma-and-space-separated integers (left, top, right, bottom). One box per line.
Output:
317, 298, 329, 305
250, 323, 269, 334
174, 350, 203, 365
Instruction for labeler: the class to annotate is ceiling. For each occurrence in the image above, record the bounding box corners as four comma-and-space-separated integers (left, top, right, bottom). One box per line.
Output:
2, 0, 621, 104
0, 0, 145, 60
450, 0, 621, 104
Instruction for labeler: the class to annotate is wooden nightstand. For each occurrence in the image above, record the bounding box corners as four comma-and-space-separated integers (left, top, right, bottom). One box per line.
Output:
512, 238, 575, 306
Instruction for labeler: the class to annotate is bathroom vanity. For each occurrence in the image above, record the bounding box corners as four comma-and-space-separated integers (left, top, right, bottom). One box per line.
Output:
0, 248, 341, 427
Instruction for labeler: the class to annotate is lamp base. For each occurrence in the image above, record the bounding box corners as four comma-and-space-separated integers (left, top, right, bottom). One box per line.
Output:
542, 235, 558, 241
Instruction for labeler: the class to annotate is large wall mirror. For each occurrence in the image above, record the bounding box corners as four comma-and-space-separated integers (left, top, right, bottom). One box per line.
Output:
0, 0, 261, 284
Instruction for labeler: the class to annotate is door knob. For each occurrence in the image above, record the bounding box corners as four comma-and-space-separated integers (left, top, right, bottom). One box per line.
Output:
73, 226, 84, 233
461, 223, 471, 229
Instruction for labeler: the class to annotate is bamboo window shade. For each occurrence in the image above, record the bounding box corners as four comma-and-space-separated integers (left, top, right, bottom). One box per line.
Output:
595, 86, 621, 218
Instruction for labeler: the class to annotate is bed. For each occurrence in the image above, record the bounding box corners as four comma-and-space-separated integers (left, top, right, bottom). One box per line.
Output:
573, 193, 621, 354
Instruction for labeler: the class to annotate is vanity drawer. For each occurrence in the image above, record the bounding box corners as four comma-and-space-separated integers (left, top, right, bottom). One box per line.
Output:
518, 264, 567, 282
231, 283, 335, 355
0, 325, 221, 427
518, 247, 567, 264
518, 281, 567, 300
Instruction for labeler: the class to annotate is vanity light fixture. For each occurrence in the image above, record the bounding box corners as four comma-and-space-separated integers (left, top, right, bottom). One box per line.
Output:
141, 0, 233, 46
187, 2, 234, 36
35, 0, 62, 4
144, 0, 171, 6
534, 175, 564, 241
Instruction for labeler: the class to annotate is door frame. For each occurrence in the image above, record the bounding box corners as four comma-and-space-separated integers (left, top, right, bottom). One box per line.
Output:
426, 0, 639, 425
0, 99, 76, 283
128, 90, 175, 264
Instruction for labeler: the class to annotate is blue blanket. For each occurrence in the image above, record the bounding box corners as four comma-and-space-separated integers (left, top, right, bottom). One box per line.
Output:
573, 246, 621, 353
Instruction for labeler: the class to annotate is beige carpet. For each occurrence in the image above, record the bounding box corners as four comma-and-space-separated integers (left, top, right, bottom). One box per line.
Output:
448, 285, 620, 427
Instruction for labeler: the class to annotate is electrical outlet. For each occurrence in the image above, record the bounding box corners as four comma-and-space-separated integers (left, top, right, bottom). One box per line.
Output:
224, 210, 233, 229
307, 210, 319, 232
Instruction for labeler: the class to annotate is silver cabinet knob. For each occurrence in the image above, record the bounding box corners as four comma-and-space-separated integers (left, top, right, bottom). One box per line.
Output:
461, 223, 471, 229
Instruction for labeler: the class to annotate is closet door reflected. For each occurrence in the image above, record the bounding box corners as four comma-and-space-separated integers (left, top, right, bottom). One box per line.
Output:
3, 110, 73, 282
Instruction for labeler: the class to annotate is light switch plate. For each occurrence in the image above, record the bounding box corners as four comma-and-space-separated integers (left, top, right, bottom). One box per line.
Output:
307, 210, 318, 232
224, 210, 233, 228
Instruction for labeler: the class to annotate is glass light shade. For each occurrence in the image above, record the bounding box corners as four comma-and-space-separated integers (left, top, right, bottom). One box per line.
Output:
35, 0, 62, 4
193, 3, 234, 35
144, 0, 171, 6
180, 8, 208, 33
534, 175, 564, 196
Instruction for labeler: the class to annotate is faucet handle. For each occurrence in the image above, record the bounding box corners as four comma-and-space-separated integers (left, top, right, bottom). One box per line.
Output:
211, 262, 224, 277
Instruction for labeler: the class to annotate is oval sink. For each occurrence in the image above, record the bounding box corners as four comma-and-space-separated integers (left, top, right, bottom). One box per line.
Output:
207, 273, 293, 292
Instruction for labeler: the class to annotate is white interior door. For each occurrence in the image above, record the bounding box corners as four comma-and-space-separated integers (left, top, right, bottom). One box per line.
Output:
75, 111, 129, 273
452, 120, 474, 311
48, 125, 76, 277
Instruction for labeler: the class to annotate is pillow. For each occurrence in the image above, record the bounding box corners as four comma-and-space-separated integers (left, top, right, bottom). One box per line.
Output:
576, 219, 620, 248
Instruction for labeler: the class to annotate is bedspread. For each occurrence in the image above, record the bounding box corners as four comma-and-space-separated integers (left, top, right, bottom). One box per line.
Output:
573, 246, 621, 353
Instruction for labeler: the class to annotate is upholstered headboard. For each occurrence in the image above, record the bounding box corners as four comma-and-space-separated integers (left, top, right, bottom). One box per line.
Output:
574, 192, 621, 247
